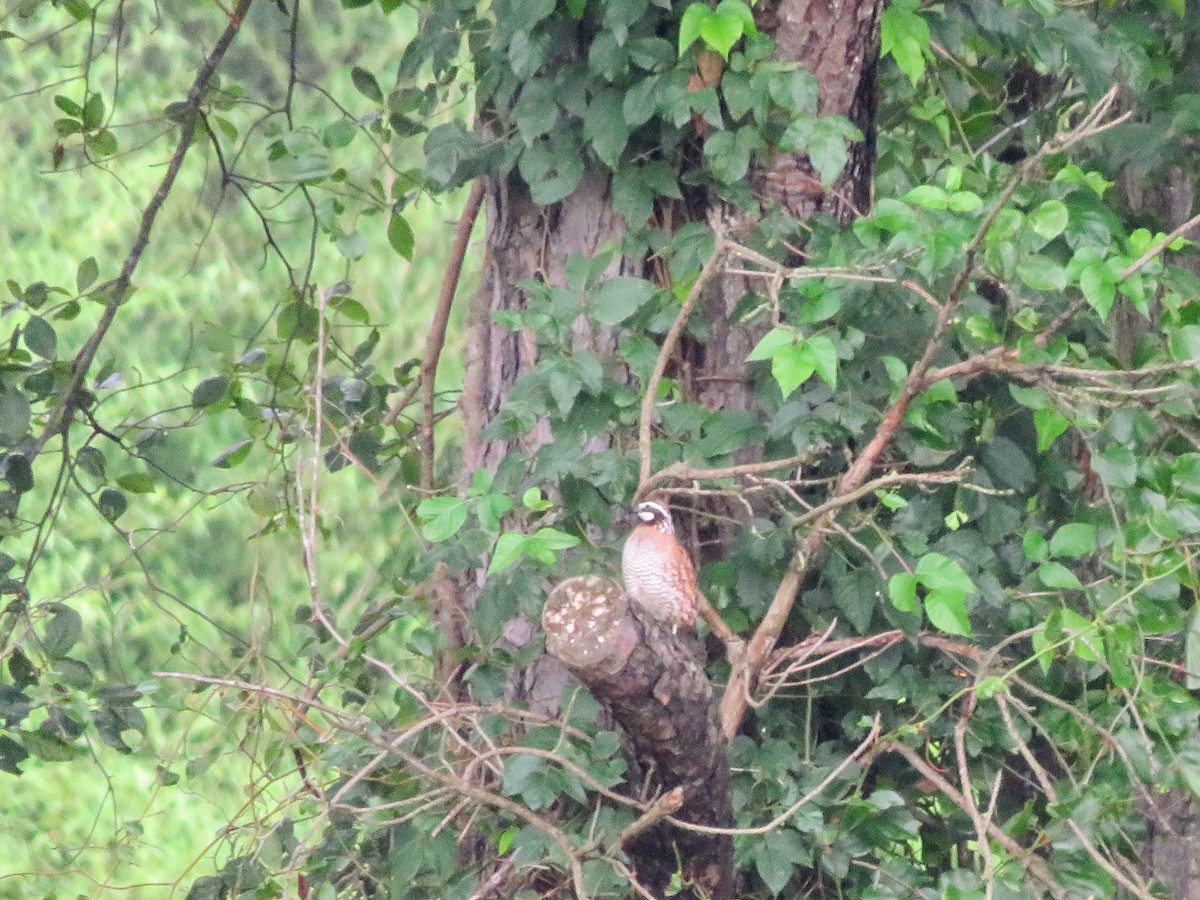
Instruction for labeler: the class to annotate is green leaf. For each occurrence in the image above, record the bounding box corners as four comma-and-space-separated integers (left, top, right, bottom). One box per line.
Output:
518, 135, 585, 205
1092, 444, 1137, 488
75, 256, 98, 293
332, 297, 369, 324
21, 730, 80, 762
350, 66, 384, 104
336, 229, 368, 261
211, 439, 252, 469
416, 497, 469, 543
871, 198, 917, 233
770, 343, 816, 398
116, 473, 156, 494
755, 828, 807, 895
1060, 608, 1102, 663
192, 376, 230, 409
1169, 324, 1200, 366
85, 128, 118, 157
513, 79, 559, 142
500, 752, 558, 809
806, 117, 855, 186
1027, 200, 1069, 241
489, 527, 579, 573
881, 355, 907, 386
488, 532, 528, 574
1079, 262, 1117, 319
1037, 561, 1083, 590
747, 329, 827, 397
703, 128, 762, 184
1186, 607, 1200, 691
915, 553, 976, 596
1022, 530, 1048, 563
523, 527, 581, 564
321, 118, 357, 149
590, 277, 657, 325
583, 89, 629, 168
3, 454, 32, 493
1031, 625, 1053, 674
925, 589, 971, 636
496, 826, 518, 856
1033, 407, 1070, 453
888, 573, 918, 613
947, 191, 983, 212
82, 91, 105, 129
42, 604, 82, 658
98, 487, 127, 522
1049, 523, 1097, 558
1017, 256, 1068, 292
0, 391, 32, 443
476, 493, 513, 532
0, 735, 29, 775
679, 0, 755, 59
747, 327, 795, 362
880, 0, 929, 85
387, 213, 414, 260
1008, 384, 1047, 410
76, 446, 106, 479
522, 487, 552, 511
24, 316, 56, 359
54, 95, 83, 117
805, 335, 838, 389
904, 185, 948, 209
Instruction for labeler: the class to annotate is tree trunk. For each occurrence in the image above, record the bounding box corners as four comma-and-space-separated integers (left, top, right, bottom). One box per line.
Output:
543, 576, 734, 900
691, 0, 880, 420
456, 2, 883, 893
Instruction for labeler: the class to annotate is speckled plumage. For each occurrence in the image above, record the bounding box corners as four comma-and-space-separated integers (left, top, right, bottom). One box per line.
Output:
621, 499, 698, 630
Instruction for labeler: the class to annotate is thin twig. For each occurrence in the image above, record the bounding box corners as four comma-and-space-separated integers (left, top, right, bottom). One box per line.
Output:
1119, 209, 1200, 280
718, 88, 1129, 739
665, 714, 881, 836
618, 787, 684, 846
383, 179, 484, 470
642, 451, 816, 495
637, 238, 728, 489
885, 741, 1066, 898
39, 0, 255, 448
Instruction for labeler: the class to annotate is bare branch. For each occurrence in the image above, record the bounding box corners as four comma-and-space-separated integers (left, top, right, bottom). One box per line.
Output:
637, 237, 729, 490
39, 0, 256, 448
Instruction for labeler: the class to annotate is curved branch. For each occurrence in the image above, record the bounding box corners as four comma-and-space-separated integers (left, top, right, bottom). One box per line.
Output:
39, 0, 255, 448
718, 88, 1131, 739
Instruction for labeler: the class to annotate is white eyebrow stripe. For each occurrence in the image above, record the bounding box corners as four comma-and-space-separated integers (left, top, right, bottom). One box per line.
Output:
637, 501, 670, 521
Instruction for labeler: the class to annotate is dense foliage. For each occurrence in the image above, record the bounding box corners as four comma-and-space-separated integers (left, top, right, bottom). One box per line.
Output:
3, 0, 1200, 898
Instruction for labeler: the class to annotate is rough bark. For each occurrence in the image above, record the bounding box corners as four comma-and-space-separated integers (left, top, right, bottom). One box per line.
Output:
462, 168, 636, 477
690, 0, 881, 421
460, 168, 638, 712
456, 2, 884, 893
543, 576, 734, 900
1138, 789, 1200, 899
1122, 154, 1200, 900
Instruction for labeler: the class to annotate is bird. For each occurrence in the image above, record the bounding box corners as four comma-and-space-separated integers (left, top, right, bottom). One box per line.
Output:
621, 495, 699, 631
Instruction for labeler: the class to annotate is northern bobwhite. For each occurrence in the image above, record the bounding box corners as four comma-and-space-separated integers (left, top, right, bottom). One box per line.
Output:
621, 497, 699, 630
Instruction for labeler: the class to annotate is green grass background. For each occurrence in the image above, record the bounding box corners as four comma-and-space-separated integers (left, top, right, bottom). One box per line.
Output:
0, 3, 466, 895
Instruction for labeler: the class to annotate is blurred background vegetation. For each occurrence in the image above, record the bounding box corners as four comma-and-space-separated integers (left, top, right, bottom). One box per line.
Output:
1, 3, 462, 894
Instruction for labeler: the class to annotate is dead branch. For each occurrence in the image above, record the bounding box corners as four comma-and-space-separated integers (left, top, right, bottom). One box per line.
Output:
718, 87, 1132, 740
397, 181, 484, 490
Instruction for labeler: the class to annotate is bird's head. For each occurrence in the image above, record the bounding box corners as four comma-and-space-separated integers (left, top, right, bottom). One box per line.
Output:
634, 499, 673, 531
